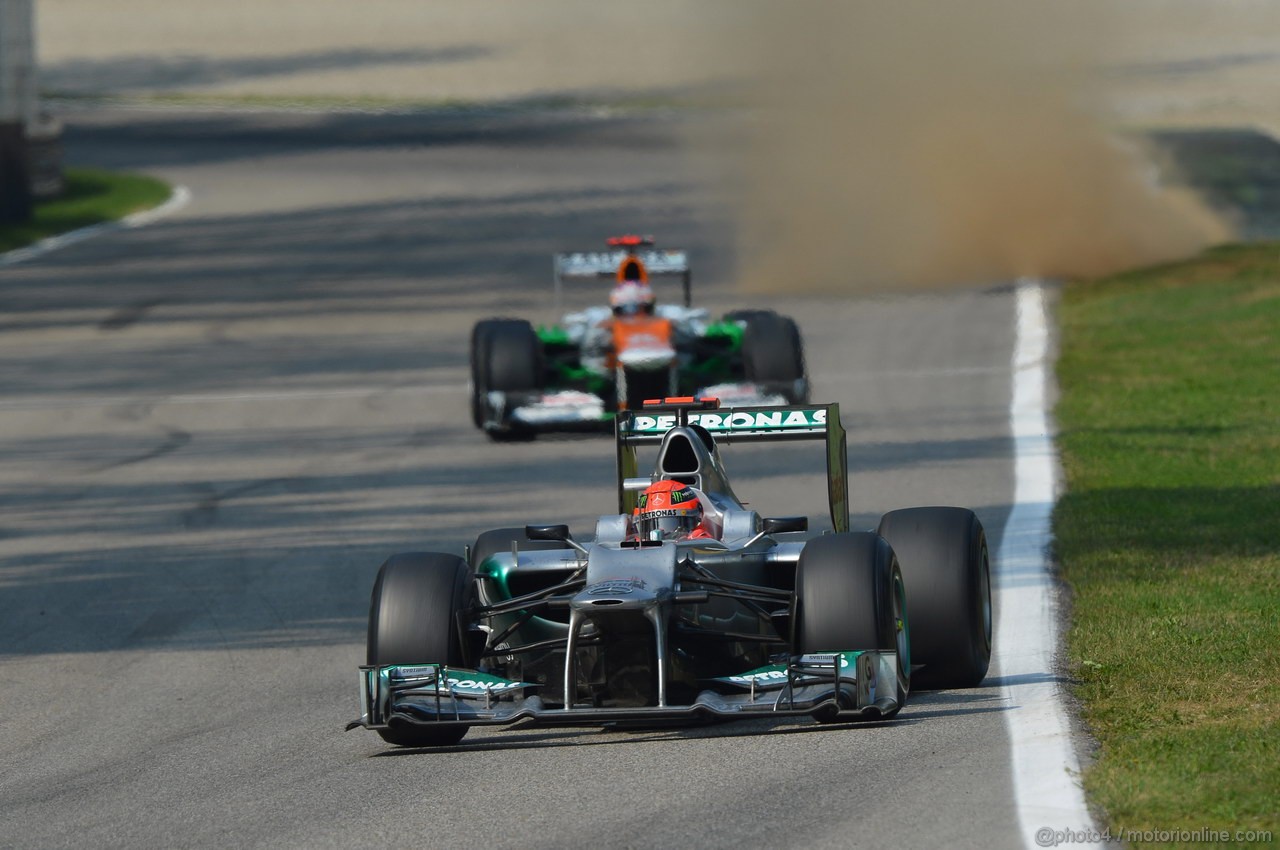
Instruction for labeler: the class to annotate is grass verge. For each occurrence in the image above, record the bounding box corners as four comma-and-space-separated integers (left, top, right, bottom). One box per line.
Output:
0, 168, 172, 253
1055, 242, 1280, 843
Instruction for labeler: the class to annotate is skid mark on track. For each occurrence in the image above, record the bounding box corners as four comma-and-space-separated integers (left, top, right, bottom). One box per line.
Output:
126, 608, 199, 643
182, 478, 288, 528
98, 298, 166, 331
91, 428, 191, 472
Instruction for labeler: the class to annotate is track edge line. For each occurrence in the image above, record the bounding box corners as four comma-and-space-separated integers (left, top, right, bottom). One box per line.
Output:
0, 184, 192, 268
996, 279, 1097, 848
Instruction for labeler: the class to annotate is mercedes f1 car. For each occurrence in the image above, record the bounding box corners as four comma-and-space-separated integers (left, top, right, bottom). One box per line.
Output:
349, 397, 993, 747
470, 236, 809, 440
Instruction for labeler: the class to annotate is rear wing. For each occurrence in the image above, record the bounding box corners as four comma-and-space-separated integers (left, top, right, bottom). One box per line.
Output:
552, 249, 692, 309
615, 402, 850, 533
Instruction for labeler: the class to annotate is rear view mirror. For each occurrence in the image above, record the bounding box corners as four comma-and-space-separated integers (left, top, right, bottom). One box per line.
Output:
526, 524, 571, 542
525, 524, 590, 557
763, 516, 808, 535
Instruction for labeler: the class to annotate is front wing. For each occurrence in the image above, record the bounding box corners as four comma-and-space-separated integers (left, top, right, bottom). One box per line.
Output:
491, 389, 610, 430
347, 651, 902, 734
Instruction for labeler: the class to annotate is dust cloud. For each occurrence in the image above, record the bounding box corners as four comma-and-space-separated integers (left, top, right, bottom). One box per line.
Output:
35, 0, 1245, 294
715, 1, 1232, 294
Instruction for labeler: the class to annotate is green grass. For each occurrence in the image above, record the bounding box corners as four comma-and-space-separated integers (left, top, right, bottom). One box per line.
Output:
0, 168, 173, 253
1054, 242, 1280, 844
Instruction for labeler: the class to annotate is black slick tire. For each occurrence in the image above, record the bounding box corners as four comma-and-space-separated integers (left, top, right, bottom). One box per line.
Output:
485, 320, 541, 393
795, 532, 909, 719
469, 320, 499, 429
724, 308, 777, 325
742, 313, 808, 404
876, 507, 991, 689
366, 552, 474, 746
470, 318, 543, 434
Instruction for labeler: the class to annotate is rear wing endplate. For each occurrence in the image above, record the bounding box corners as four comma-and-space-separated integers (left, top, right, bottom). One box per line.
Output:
552, 249, 692, 309
614, 403, 849, 533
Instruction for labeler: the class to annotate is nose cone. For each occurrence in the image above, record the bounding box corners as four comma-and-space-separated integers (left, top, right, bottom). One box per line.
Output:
574, 542, 678, 614
571, 577, 668, 612
617, 343, 676, 369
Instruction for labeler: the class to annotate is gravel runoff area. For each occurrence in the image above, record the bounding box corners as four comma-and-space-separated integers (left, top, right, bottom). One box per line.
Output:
32, 0, 1280, 135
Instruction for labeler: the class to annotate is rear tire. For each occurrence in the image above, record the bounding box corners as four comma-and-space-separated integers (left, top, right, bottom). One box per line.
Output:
367, 552, 474, 746
876, 507, 990, 689
742, 313, 808, 404
724, 308, 777, 325
795, 532, 909, 718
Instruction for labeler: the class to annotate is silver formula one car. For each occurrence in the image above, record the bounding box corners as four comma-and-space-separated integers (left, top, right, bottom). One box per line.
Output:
349, 398, 991, 747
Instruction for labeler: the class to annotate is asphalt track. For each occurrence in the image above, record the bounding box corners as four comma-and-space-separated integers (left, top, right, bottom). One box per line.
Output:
0, 107, 1032, 849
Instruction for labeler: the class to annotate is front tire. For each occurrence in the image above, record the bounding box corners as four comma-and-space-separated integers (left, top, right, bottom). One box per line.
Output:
367, 552, 474, 746
795, 532, 909, 718
470, 319, 543, 438
469, 320, 499, 428
876, 507, 990, 689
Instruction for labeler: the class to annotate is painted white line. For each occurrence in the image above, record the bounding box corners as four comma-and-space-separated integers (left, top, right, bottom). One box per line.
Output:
0, 185, 192, 268
996, 280, 1095, 847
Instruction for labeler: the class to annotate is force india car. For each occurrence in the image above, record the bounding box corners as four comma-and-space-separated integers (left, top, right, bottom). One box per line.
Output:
469, 236, 809, 440
349, 397, 993, 747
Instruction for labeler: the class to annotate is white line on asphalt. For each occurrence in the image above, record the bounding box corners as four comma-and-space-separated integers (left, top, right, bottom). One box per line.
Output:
0, 185, 193, 267
997, 280, 1095, 847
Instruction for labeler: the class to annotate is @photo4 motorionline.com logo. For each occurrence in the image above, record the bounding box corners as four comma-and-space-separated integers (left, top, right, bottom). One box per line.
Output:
1035, 826, 1273, 847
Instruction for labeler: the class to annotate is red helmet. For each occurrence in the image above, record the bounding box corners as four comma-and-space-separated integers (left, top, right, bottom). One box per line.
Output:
634, 480, 704, 540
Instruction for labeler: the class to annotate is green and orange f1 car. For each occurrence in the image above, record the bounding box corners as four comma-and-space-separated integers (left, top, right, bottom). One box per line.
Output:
470, 236, 808, 440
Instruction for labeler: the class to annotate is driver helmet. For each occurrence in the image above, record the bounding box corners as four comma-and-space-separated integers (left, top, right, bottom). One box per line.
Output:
610, 281, 656, 317
634, 479, 704, 540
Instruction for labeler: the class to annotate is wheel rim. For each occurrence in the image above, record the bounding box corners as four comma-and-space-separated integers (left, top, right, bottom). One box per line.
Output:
894, 570, 910, 670
978, 540, 992, 653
